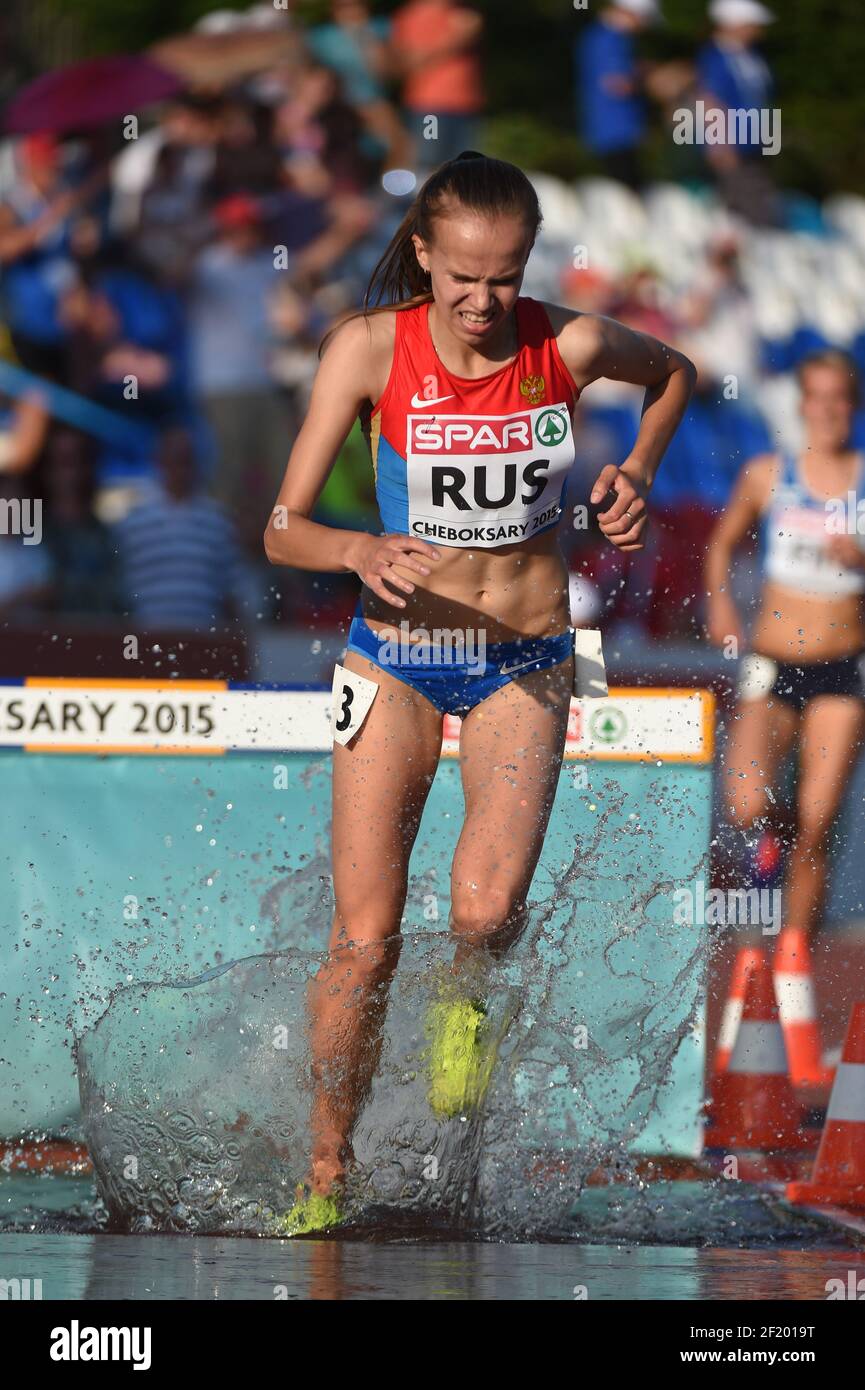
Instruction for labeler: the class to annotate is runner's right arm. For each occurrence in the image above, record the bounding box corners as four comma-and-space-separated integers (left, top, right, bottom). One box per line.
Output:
263, 315, 440, 605
704, 454, 774, 647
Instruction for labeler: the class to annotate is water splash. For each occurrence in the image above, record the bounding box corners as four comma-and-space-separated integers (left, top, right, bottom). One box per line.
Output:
76, 798, 709, 1239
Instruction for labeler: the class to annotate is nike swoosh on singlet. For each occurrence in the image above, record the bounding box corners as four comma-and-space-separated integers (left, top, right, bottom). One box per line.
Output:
409, 392, 456, 408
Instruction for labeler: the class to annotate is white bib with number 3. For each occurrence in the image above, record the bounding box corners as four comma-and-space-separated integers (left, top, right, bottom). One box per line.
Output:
331, 664, 379, 745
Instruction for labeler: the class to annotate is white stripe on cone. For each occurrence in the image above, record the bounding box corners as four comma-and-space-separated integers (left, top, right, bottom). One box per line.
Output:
826, 1063, 865, 1124
728, 1020, 788, 1075
717, 998, 744, 1053
774, 971, 817, 1026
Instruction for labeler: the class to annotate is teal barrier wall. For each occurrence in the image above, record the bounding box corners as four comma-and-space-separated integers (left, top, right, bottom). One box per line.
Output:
1, 746, 710, 1155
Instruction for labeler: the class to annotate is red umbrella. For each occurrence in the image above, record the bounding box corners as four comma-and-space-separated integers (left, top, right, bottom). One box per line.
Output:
3, 55, 183, 135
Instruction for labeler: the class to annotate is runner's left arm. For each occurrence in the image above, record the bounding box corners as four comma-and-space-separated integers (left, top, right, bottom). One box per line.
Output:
555, 310, 696, 553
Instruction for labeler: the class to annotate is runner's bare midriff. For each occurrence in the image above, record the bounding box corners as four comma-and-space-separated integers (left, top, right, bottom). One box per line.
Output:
361, 528, 571, 643
751, 580, 865, 662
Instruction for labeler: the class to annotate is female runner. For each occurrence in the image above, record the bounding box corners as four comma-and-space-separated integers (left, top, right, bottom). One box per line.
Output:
264, 152, 695, 1232
705, 349, 865, 1086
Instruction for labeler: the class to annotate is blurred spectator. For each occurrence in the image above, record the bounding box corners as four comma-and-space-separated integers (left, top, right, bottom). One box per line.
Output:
60, 240, 187, 428
270, 279, 327, 418
207, 97, 285, 202
309, 1, 410, 171
609, 262, 680, 341
391, 0, 484, 169
560, 265, 617, 317
676, 232, 761, 391
274, 63, 374, 196
42, 428, 121, 615
696, 0, 779, 225
114, 95, 221, 234
269, 66, 379, 293
124, 97, 223, 283
574, 0, 661, 189
310, 1, 390, 108
0, 388, 49, 477
135, 141, 213, 285
0, 136, 78, 379
114, 426, 245, 630
186, 193, 293, 547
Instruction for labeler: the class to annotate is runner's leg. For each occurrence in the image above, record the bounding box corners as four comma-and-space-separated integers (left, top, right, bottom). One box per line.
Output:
787, 694, 865, 939
721, 696, 799, 833
308, 652, 443, 1192
449, 657, 574, 969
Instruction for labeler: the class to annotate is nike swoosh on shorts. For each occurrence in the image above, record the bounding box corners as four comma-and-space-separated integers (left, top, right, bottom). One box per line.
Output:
499, 657, 544, 676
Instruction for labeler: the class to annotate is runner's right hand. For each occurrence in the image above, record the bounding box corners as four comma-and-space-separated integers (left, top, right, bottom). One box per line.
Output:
352, 533, 441, 608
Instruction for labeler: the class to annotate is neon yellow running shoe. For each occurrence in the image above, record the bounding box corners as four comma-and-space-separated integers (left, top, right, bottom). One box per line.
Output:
275, 1183, 344, 1237
426, 996, 500, 1118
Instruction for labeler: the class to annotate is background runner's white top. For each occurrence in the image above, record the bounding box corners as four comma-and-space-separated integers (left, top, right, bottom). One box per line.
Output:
762, 452, 865, 597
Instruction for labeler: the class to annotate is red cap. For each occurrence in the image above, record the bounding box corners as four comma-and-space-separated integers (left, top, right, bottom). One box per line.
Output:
21, 133, 59, 171
213, 194, 262, 229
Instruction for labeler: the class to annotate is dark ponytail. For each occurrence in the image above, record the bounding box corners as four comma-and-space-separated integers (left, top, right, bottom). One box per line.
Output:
320, 152, 542, 352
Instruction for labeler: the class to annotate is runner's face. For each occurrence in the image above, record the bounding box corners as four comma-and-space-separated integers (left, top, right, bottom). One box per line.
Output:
800, 364, 856, 452
414, 213, 531, 344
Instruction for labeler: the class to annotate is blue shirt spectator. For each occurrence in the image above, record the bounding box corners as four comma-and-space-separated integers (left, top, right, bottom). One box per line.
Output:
114, 427, 244, 629
188, 201, 283, 396
65, 262, 188, 414
575, 2, 658, 156
697, 42, 772, 115
697, 0, 775, 154
1, 222, 73, 349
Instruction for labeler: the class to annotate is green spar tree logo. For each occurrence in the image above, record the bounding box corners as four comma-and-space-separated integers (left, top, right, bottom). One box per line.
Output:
589, 706, 627, 744
534, 409, 567, 447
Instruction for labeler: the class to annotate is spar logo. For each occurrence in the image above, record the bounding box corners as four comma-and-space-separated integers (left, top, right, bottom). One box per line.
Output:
535, 409, 567, 447
409, 414, 533, 454
589, 706, 627, 743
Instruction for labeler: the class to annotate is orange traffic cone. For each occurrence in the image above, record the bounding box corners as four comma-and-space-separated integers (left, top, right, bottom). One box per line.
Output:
705, 947, 811, 1151
714, 946, 761, 1073
787, 1002, 865, 1209
773, 926, 833, 1089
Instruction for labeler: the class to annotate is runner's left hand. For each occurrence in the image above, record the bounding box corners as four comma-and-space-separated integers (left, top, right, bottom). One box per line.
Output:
589, 463, 649, 552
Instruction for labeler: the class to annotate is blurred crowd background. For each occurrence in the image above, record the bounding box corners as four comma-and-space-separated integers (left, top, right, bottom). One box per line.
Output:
2, 0, 865, 681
